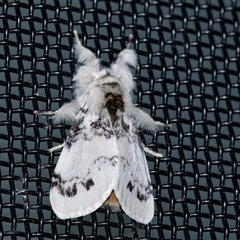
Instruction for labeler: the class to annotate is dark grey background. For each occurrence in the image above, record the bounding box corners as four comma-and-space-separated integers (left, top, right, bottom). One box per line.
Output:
0, 0, 240, 239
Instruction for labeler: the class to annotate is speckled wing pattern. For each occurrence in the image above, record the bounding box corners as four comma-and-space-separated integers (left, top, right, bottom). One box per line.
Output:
47, 30, 161, 224
114, 113, 154, 224
49, 97, 154, 224
50, 107, 120, 219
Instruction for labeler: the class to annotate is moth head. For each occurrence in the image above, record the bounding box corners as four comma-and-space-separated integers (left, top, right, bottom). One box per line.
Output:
72, 31, 137, 99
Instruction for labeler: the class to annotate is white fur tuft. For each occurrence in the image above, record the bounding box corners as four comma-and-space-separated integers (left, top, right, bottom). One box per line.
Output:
52, 100, 79, 124
133, 108, 159, 132
72, 30, 100, 98
110, 49, 137, 93
73, 30, 137, 99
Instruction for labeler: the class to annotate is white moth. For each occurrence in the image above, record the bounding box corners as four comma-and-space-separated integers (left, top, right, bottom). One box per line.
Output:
35, 30, 170, 225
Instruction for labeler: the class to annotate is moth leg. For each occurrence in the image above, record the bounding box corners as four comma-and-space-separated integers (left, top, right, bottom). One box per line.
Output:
49, 142, 65, 153
34, 110, 55, 128
34, 100, 79, 124
155, 121, 172, 128
134, 108, 171, 132
142, 144, 163, 158
34, 110, 57, 116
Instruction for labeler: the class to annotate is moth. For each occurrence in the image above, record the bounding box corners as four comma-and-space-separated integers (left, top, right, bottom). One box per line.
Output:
35, 30, 170, 225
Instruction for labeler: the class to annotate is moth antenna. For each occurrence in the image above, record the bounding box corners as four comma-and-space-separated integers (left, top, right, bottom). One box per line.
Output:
73, 30, 81, 45
72, 30, 101, 97
110, 33, 137, 92
126, 34, 134, 49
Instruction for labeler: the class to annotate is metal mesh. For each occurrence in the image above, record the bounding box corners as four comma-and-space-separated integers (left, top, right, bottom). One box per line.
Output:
0, 0, 240, 239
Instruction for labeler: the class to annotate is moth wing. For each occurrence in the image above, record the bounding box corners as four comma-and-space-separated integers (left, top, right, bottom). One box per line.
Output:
114, 114, 154, 224
50, 108, 119, 219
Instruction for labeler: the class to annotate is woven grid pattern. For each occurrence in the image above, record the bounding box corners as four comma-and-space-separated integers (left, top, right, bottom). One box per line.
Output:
0, 0, 240, 239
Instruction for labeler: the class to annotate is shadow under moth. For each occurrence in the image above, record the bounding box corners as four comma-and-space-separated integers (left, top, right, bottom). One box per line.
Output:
35, 30, 170, 225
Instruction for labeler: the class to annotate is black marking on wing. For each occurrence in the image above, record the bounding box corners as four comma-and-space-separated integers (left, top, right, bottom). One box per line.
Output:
90, 117, 114, 139
114, 116, 141, 146
121, 119, 130, 132
136, 182, 153, 202
65, 183, 77, 197
93, 155, 119, 167
114, 119, 131, 140
81, 178, 94, 191
137, 190, 146, 201
78, 107, 88, 115
51, 173, 61, 187
65, 116, 85, 149
127, 181, 135, 192
51, 173, 78, 197
120, 156, 129, 171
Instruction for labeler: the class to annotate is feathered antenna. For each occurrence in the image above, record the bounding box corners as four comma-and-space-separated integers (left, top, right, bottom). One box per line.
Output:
73, 30, 98, 64
72, 30, 101, 98
110, 34, 138, 93
126, 34, 134, 49
73, 30, 81, 44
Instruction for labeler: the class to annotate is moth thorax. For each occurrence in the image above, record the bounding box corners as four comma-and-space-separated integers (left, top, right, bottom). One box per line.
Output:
105, 93, 124, 113
104, 93, 124, 123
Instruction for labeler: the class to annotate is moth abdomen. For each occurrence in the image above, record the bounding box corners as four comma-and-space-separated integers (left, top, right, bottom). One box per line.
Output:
103, 190, 120, 211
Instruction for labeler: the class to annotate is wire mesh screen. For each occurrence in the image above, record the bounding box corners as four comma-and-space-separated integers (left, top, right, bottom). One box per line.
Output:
0, 0, 240, 239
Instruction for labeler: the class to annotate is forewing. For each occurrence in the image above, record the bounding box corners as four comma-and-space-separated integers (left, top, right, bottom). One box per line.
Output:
114, 114, 154, 224
50, 108, 119, 219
